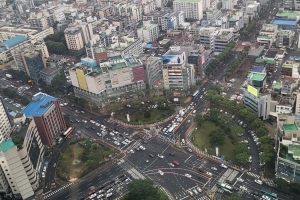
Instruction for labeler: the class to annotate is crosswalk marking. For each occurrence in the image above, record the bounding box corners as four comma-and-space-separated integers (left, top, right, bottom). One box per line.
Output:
157, 134, 176, 144
264, 178, 275, 187
43, 182, 74, 199
117, 159, 145, 180
246, 172, 260, 179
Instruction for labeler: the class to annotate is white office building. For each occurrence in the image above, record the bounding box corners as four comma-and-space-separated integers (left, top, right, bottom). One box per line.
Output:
0, 98, 12, 143
173, 0, 203, 20
222, 0, 234, 10
162, 47, 195, 90
137, 21, 159, 43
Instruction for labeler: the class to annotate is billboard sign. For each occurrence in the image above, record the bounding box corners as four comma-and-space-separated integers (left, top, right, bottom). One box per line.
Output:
247, 85, 258, 97
162, 52, 186, 65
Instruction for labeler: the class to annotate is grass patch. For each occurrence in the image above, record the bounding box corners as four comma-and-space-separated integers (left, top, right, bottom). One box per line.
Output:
191, 121, 237, 161
114, 105, 175, 125
56, 139, 117, 181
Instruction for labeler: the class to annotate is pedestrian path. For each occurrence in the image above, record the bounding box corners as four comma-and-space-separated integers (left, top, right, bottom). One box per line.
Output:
246, 172, 261, 179
174, 190, 188, 199
123, 140, 142, 152
117, 159, 145, 180
157, 134, 175, 144
43, 182, 74, 199
193, 194, 211, 200
264, 178, 275, 187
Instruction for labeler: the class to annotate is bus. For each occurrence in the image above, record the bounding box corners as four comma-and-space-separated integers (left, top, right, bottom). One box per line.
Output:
192, 90, 200, 98
217, 182, 234, 193
63, 127, 73, 137
260, 190, 277, 199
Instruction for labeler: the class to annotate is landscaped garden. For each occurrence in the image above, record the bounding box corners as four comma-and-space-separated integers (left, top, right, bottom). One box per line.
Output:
56, 138, 117, 181
114, 97, 175, 125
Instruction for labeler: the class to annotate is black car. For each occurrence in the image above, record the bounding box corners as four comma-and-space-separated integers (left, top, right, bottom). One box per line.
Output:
70, 119, 74, 123
85, 126, 89, 129
169, 152, 174, 156
91, 127, 96, 130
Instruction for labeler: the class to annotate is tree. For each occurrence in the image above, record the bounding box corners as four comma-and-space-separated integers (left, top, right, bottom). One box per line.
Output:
194, 114, 204, 127
166, 0, 173, 7
226, 192, 241, 200
231, 126, 245, 136
233, 142, 249, 165
209, 129, 225, 145
275, 178, 289, 190
144, 111, 151, 118
122, 179, 168, 200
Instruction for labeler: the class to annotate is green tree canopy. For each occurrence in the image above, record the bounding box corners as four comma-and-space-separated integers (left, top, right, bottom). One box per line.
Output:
122, 179, 168, 200
209, 129, 225, 145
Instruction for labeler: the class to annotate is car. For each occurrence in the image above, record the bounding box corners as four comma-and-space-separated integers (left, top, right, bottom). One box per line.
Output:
85, 126, 89, 129
130, 149, 134, 153
193, 189, 199, 195
220, 164, 228, 168
187, 148, 193, 153
42, 172, 45, 178
239, 186, 247, 191
254, 179, 263, 185
158, 154, 164, 158
145, 160, 149, 163
169, 152, 174, 156
107, 188, 113, 193
194, 187, 201, 194
43, 166, 46, 172
149, 154, 154, 157
206, 172, 212, 176
168, 163, 175, 167
110, 132, 115, 136
211, 167, 217, 171
237, 178, 244, 182
91, 127, 95, 130
158, 170, 164, 175
185, 174, 191, 178
97, 132, 102, 137
97, 194, 104, 198
140, 146, 146, 150
193, 110, 196, 113
53, 163, 56, 167
188, 190, 193, 196
106, 192, 113, 197
173, 160, 180, 166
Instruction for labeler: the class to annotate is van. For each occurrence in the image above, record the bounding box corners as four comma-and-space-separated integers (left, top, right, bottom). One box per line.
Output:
173, 160, 180, 166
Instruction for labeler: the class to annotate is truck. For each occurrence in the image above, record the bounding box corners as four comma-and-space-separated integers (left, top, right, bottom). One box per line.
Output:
5, 74, 12, 79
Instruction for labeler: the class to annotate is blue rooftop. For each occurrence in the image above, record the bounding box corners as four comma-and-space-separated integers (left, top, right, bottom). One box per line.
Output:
272, 19, 296, 26
3, 35, 27, 48
251, 66, 265, 73
23, 92, 57, 117
144, 43, 152, 48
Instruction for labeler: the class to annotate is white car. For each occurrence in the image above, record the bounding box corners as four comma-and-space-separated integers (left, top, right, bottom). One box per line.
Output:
211, 167, 217, 171
109, 132, 115, 136
206, 172, 212, 176
90, 120, 95, 124
158, 154, 164, 158
140, 146, 146, 150
97, 132, 102, 137
130, 149, 134, 153
107, 188, 113, 193
237, 178, 244, 182
185, 174, 192, 178
196, 187, 202, 193
158, 170, 164, 175
41, 172, 45, 178
220, 164, 228, 168
254, 179, 263, 185
168, 163, 175, 167
187, 148, 193, 153
240, 186, 247, 191
106, 192, 113, 197
193, 189, 199, 195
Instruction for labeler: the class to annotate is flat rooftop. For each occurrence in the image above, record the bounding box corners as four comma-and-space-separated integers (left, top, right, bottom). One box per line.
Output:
23, 92, 57, 117
289, 144, 300, 157
251, 66, 265, 73
273, 82, 282, 89
164, 50, 184, 56
248, 72, 266, 81
276, 11, 300, 19
283, 124, 298, 131
272, 19, 296, 26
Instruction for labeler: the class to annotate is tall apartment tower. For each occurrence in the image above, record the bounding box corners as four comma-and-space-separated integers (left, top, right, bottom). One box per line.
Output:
173, 0, 203, 20
64, 22, 93, 55
0, 140, 35, 200
22, 92, 66, 146
0, 98, 12, 142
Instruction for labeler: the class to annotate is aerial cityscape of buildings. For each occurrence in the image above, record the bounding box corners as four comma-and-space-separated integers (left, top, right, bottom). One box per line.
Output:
1, 0, 300, 199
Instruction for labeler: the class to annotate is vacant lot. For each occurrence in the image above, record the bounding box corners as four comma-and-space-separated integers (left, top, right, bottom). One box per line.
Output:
191, 121, 238, 161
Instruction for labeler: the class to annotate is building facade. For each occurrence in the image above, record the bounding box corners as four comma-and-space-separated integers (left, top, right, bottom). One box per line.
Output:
173, 0, 203, 20
23, 93, 66, 146
0, 98, 12, 143
143, 56, 162, 87
137, 21, 159, 43
0, 140, 35, 200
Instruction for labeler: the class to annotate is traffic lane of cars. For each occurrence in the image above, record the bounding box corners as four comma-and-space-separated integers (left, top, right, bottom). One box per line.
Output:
47, 165, 129, 200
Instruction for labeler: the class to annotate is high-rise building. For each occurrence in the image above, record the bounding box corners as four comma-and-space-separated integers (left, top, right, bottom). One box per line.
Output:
64, 22, 93, 55
0, 140, 35, 200
22, 92, 66, 146
137, 21, 159, 43
173, 0, 203, 20
21, 50, 46, 80
0, 98, 12, 143
162, 47, 195, 90
28, 12, 48, 30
